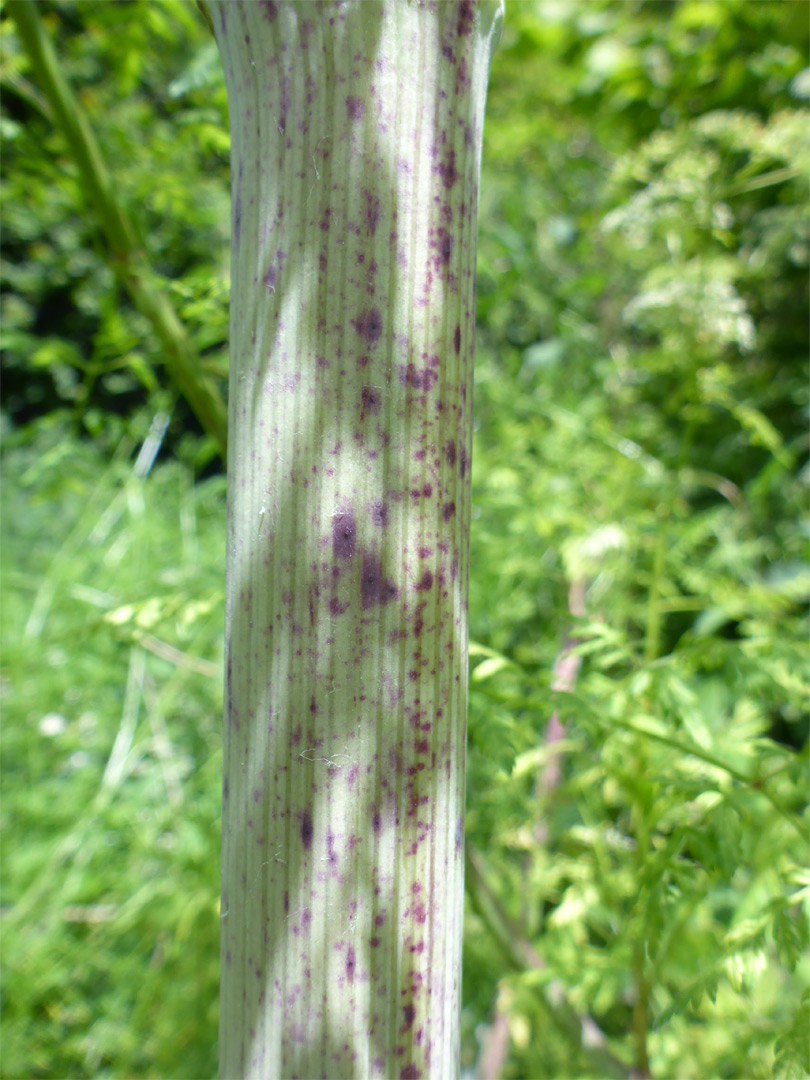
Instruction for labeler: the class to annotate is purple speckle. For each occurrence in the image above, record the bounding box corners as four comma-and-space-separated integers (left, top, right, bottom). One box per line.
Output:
352, 307, 383, 346
438, 229, 453, 264
261, 0, 277, 22
361, 386, 381, 419
457, 0, 473, 35
361, 553, 399, 609
453, 324, 461, 354
415, 570, 434, 592
233, 189, 242, 247
437, 149, 459, 190
364, 190, 381, 236
402, 1003, 416, 1030
346, 947, 356, 983
329, 596, 348, 616
372, 808, 382, 833
301, 811, 314, 849
442, 501, 456, 521
459, 447, 468, 478
346, 95, 365, 121
401, 1067, 422, 1080
263, 265, 276, 291
333, 512, 356, 559
369, 499, 389, 527
400, 364, 438, 391
310, 696, 318, 715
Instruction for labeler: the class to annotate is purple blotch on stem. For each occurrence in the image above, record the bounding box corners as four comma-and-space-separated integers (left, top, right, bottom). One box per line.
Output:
415, 570, 434, 592
400, 364, 438, 391
346, 95, 365, 121
457, 0, 474, 36
364, 190, 381, 236
361, 386, 381, 419
352, 307, 383, 346
361, 553, 399, 609
369, 499, 389, 527
437, 149, 459, 190
333, 512, 357, 559
438, 229, 453, 264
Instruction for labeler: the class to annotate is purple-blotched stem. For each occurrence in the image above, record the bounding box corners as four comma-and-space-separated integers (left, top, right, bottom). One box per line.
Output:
211, 3, 500, 1076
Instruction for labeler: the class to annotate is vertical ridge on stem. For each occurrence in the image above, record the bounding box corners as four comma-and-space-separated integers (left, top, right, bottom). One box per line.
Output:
213, 3, 501, 1076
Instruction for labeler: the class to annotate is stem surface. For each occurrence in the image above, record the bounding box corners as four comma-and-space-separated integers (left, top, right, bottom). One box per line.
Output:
212, 3, 500, 1077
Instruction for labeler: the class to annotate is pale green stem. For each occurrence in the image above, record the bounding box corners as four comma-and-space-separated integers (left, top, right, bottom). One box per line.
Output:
211, 3, 501, 1077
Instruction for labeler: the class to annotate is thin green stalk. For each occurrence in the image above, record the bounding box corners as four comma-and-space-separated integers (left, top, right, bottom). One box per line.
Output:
630, 751, 652, 1080
9, 0, 228, 458
632, 939, 651, 1080
644, 526, 667, 666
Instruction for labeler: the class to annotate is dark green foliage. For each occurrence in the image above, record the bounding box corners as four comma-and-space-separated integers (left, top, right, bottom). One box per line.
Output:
1, 1, 807, 1077
1, 0, 229, 455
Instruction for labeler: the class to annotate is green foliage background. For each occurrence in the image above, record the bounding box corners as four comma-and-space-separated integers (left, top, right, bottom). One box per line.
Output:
1, 2, 808, 1077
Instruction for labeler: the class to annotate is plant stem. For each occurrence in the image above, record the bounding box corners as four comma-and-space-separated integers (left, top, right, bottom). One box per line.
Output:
644, 527, 666, 666
9, 0, 228, 457
630, 758, 652, 1080
211, 3, 501, 1076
